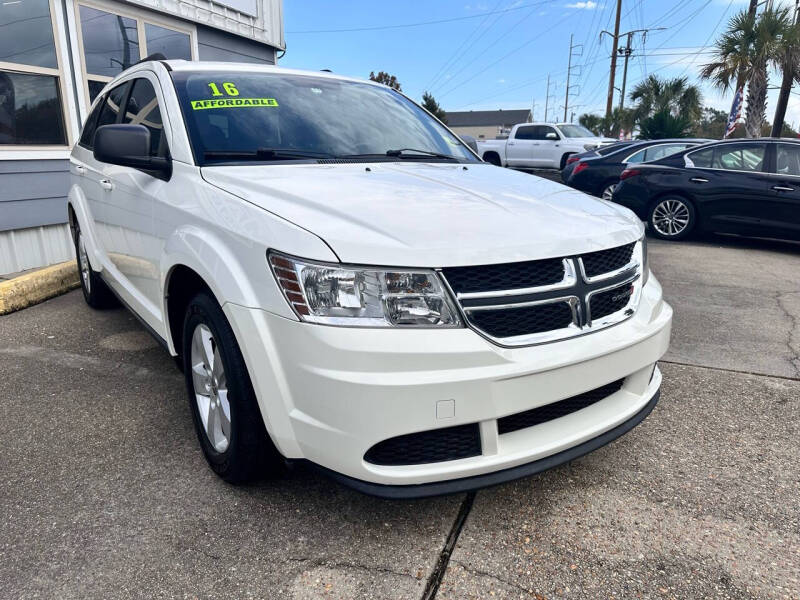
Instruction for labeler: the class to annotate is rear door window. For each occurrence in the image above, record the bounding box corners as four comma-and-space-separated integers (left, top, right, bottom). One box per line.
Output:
644, 144, 690, 161
714, 144, 767, 171
78, 97, 105, 149
514, 125, 537, 140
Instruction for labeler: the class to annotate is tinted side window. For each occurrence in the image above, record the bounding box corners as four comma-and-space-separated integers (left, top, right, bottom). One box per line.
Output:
79, 98, 105, 148
514, 125, 537, 140
96, 83, 128, 129
626, 148, 647, 163
714, 144, 766, 172
534, 126, 558, 140
776, 144, 800, 176
644, 144, 689, 161
687, 147, 713, 168
123, 78, 166, 157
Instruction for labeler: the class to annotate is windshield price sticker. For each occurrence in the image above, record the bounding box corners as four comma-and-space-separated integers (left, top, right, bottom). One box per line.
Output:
191, 98, 279, 110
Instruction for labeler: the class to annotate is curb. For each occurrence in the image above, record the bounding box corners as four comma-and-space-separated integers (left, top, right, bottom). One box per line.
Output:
0, 261, 80, 316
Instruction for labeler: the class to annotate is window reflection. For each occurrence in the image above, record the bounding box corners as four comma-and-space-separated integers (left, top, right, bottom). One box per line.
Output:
145, 23, 190, 60
0, 70, 66, 145
0, 0, 57, 69
80, 5, 140, 77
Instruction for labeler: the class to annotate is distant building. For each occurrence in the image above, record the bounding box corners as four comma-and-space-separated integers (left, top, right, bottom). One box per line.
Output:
445, 109, 532, 140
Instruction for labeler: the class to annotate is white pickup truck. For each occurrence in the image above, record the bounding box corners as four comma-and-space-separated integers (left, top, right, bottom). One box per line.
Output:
477, 122, 615, 170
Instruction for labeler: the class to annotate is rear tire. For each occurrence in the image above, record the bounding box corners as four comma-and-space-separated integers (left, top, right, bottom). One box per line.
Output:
73, 220, 118, 309
483, 152, 502, 166
599, 182, 617, 202
648, 196, 696, 240
182, 291, 283, 483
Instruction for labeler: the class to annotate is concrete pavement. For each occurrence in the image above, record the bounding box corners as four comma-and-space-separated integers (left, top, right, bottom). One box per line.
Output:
0, 235, 798, 599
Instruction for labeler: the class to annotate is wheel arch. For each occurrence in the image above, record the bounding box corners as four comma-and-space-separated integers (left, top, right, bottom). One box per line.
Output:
482, 151, 502, 166
560, 152, 576, 170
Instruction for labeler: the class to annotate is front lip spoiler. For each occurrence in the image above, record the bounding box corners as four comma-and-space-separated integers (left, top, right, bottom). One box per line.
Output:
304, 385, 661, 499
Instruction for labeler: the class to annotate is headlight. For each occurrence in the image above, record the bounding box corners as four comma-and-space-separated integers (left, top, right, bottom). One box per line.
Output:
268, 251, 462, 328
583, 143, 598, 151
640, 235, 649, 285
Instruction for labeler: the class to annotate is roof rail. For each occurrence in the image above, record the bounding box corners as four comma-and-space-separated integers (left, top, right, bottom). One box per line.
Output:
134, 53, 167, 66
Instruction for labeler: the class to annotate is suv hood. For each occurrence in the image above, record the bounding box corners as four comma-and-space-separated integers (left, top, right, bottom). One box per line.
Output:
201, 162, 642, 267
566, 137, 616, 147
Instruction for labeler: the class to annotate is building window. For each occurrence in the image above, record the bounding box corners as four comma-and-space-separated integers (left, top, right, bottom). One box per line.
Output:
79, 6, 141, 79
0, 71, 66, 145
145, 24, 191, 61
0, 0, 70, 148
76, 2, 196, 104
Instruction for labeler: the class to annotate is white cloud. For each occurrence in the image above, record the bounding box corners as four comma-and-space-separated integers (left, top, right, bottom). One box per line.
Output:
566, 1, 600, 8
497, 78, 506, 84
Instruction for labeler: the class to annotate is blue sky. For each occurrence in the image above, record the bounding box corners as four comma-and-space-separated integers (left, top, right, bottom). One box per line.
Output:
281, 0, 799, 128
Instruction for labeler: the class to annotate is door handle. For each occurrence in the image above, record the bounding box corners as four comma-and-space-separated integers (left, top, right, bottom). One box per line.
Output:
508, 142, 515, 146
100, 179, 114, 191
690, 177, 709, 183
772, 185, 794, 192
75, 165, 86, 175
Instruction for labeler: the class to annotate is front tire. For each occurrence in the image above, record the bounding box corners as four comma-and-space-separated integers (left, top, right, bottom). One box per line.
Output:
182, 291, 282, 483
73, 221, 118, 309
648, 196, 696, 240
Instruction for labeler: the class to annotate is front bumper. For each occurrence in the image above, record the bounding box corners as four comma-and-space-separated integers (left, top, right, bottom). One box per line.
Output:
224, 274, 672, 492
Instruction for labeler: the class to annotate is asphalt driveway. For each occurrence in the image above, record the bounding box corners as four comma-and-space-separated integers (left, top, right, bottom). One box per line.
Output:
1, 235, 798, 599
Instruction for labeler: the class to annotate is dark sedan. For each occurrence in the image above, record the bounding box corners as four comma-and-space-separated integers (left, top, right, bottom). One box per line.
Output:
611, 138, 800, 241
565, 139, 711, 200
560, 140, 636, 183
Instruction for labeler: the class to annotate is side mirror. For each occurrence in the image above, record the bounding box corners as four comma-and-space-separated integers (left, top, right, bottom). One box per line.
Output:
94, 124, 171, 178
545, 132, 559, 140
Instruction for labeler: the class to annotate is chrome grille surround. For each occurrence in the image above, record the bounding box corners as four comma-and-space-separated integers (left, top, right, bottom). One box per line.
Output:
440, 240, 644, 347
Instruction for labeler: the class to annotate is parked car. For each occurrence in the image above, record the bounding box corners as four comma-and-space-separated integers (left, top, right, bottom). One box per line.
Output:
68, 59, 671, 498
561, 140, 637, 183
565, 139, 711, 200
612, 138, 800, 241
477, 123, 615, 170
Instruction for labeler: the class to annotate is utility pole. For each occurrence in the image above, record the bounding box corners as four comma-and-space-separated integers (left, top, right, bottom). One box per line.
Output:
544, 74, 550, 122
563, 34, 582, 122
604, 0, 623, 118
601, 26, 666, 116
564, 34, 573, 122
618, 32, 633, 111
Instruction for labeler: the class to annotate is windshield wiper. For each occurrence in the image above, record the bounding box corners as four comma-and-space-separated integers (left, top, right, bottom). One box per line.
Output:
203, 148, 334, 161
385, 148, 459, 160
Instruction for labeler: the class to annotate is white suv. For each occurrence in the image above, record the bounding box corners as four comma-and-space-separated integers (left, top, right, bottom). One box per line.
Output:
68, 60, 672, 498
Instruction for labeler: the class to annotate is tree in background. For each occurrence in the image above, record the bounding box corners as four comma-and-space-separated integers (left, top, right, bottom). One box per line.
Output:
702, 7, 793, 137
421, 91, 447, 123
578, 113, 604, 135
771, 6, 800, 137
369, 71, 402, 91
629, 75, 703, 124
693, 107, 729, 139
638, 110, 693, 139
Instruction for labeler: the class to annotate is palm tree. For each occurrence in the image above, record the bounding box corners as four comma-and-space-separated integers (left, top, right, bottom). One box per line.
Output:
629, 75, 703, 124
702, 7, 792, 138
771, 5, 799, 137
578, 113, 604, 135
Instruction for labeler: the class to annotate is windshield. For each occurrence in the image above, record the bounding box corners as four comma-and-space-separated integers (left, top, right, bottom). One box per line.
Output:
558, 124, 597, 138
171, 71, 478, 165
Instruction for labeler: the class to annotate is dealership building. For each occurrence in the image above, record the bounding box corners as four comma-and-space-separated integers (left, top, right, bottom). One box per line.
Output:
0, 0, 284, 274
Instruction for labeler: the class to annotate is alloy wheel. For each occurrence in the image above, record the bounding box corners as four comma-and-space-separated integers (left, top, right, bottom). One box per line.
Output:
651, 199, 690, 237
601, 184, 616, 201
190, 323, 231, 452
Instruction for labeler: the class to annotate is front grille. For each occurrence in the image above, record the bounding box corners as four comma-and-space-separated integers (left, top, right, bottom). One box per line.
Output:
442, 257, 564, 294
469, 302, 573, 338
440, 241, 641, 346
497, 379, 625, 435
590, 283, 634, 322
581, 242, 635, 278
364, 423, 481, 466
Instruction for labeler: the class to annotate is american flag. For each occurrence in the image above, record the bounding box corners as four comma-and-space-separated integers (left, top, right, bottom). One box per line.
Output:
724, 87, 743, 138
